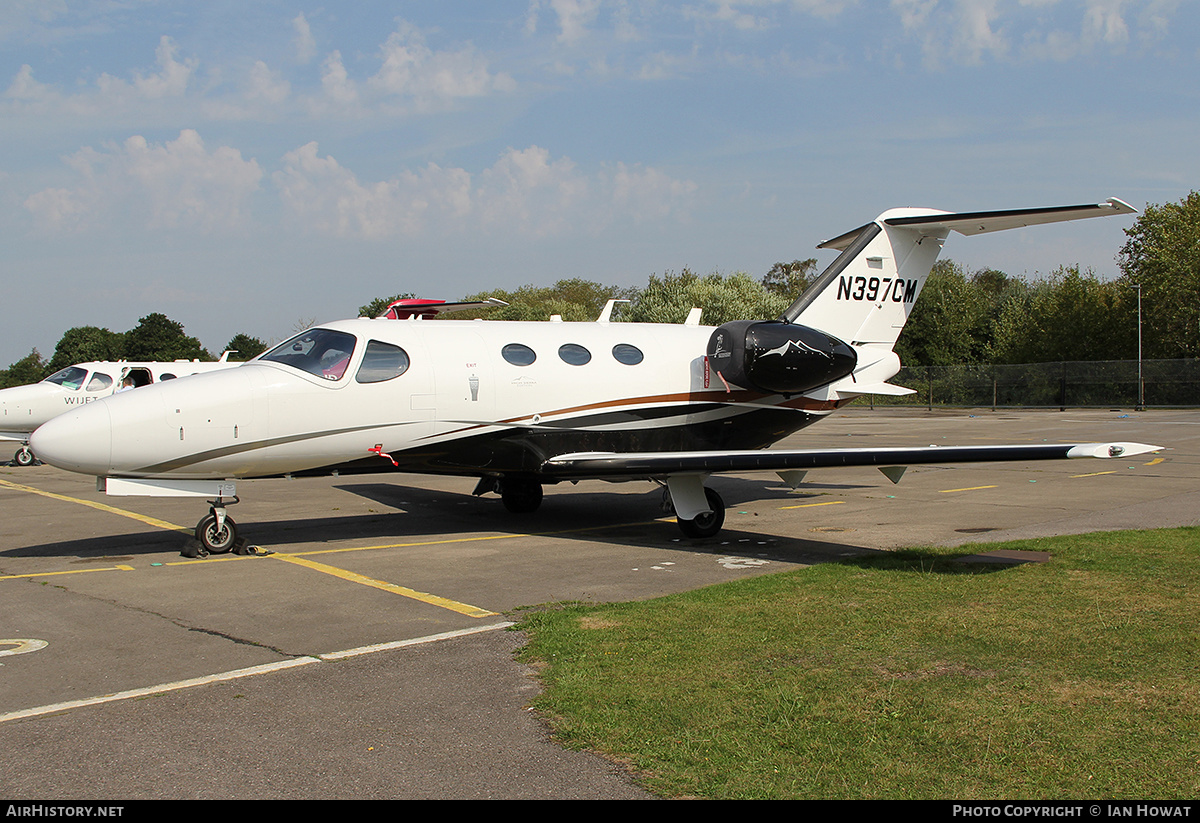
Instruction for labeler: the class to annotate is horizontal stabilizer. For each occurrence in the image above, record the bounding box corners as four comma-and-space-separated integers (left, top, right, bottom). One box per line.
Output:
542, 442, 1162, 479
817, 198, 1136, 251
884, 197, 1137, 238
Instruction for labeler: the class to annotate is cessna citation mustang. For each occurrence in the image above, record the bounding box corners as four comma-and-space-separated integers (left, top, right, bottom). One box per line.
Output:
31, 199, 1161, 552
1, 353, 237, 466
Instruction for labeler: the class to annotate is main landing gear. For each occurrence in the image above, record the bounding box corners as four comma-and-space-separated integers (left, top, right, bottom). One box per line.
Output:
472, 476, 545, 514
194, 496, 239, 554
477, 475, 728, 538
675, 486, 726, 539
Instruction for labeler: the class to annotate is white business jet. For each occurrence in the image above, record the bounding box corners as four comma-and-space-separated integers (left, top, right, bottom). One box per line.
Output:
1, 353, 239, 465
31, 199, 1159, 552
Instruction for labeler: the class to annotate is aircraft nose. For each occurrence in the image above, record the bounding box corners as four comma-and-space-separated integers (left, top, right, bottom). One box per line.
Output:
30, 402, 113, 474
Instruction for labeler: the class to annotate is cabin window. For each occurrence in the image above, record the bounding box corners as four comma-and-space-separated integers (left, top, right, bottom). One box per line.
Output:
558, 343, 591, 366
124, 368, 153, 388
85, 374, 113, 392
159, 374, 177, 381
356, 340, 410, 383
502, 343, 536, 366
262, 329, 358, 381
612, 344, 644, 365
44, 367, 88, 390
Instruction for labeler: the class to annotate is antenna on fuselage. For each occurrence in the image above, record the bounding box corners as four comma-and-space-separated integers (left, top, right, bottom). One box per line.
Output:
596, 299, 630, 323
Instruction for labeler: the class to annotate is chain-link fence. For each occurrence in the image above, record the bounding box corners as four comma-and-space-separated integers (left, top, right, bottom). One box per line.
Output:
868, 359, 1200, 409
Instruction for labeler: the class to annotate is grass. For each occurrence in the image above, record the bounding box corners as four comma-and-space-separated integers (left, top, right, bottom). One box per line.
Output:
514, 528, 1200, 799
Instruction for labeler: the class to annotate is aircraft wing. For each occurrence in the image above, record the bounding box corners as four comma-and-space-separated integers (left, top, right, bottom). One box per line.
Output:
540, 441, 1162, 480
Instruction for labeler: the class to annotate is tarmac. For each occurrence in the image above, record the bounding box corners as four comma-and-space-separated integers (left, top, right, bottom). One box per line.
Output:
1, 407, 1197, 799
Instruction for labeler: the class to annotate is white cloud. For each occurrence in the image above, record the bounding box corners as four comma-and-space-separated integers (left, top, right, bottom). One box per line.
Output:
24, 129, 263, 232
246, 60, 290, 104
609, 163, 699, 221
4, 64, 52, 100
312, 49, 360, 113
547, 0, 603, 43
274, 142, 472, 238
96, 35, 195, 99
891, 0, 1173, 67
368, 20, 516, 103
474, 146, 589, 234
293, 12, 317, 64
274, 143, 696, 239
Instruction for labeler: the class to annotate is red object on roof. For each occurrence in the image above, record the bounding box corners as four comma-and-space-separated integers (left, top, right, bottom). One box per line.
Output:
381, 299, 447, 319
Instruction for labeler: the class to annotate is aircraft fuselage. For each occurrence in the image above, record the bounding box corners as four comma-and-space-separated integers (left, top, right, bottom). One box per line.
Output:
33, 317, 840, 482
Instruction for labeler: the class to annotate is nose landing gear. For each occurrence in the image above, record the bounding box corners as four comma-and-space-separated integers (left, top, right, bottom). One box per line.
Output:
194, 496, 239, 554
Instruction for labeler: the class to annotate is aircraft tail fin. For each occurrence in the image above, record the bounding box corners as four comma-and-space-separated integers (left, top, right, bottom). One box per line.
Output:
780, 198, 1136, 348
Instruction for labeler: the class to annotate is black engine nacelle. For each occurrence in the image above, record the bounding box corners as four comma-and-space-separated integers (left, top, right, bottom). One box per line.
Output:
706, 320, 857, 395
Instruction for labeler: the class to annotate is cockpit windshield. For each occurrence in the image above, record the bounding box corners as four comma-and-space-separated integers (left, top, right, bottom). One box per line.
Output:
261, 329, 357, 381
44, 366, 88, 390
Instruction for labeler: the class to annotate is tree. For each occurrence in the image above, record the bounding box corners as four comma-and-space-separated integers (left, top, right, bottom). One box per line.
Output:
625, 268, 789, 327
223, 334, 268, 361
123, 313, 210, 362
1, 349, 48, 389
989, 267, 1130, 364
1117, 191, 1200, 359
458, 279, 634, 322
894, 260, 993, 367
47, 326, 126, 373
761, 258, 818, 298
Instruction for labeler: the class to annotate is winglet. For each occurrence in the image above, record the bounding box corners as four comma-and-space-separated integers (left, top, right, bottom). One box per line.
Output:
1066, 442, 1162, 459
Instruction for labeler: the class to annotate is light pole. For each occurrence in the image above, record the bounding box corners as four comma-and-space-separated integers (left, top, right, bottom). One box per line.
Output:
1135, 283, 1144, 411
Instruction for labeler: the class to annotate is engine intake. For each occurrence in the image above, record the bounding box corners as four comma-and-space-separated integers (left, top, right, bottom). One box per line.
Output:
707, 320, 857, 395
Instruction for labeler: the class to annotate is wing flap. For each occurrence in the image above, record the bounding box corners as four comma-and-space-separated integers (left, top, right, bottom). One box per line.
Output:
541, 442, 1162, 479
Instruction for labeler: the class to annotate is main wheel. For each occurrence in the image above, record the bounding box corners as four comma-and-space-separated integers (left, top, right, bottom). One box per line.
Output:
195, 513, 237, 554
13, 447, 34, 467
676, 487, 725, 538
501, 479, 543, 514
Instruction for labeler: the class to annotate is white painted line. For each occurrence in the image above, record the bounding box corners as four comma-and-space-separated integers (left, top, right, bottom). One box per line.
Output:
0, 658, 319, 724
0, 622, 515, 724
320, 622, 515, 660
0, 639, 48, 657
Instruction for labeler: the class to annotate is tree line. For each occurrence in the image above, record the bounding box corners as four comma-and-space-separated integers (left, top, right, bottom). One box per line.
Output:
6, 192, 1196, 389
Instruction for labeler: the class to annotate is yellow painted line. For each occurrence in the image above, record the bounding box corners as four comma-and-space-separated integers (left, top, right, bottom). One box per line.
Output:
939, 485, 999, 493
1, 565, 134, 581
271, 554, 498, 618
283, 531, 529, 557
1145, 457, 1164, 466
0, 477, 191, 534
1071, 470, 1118, 478
780, 500, 846, 510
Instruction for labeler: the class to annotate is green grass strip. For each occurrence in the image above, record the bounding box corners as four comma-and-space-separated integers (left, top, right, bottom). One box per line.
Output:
515, 528, 1200, 799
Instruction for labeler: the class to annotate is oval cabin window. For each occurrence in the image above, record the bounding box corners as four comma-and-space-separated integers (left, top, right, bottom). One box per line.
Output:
558, 344, 591, 365
612, 343, 644, 365
502, 343, 537, 366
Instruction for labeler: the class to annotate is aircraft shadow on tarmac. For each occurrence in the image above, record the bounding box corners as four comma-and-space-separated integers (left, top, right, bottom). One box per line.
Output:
3, 475, 1018, 574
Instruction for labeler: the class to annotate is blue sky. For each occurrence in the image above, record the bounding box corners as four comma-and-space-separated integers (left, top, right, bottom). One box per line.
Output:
2, 0, 1195, 365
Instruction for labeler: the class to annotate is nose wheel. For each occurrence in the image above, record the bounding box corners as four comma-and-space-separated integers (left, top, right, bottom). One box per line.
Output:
13, 446, 35, 467
194, 497, 239, 554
